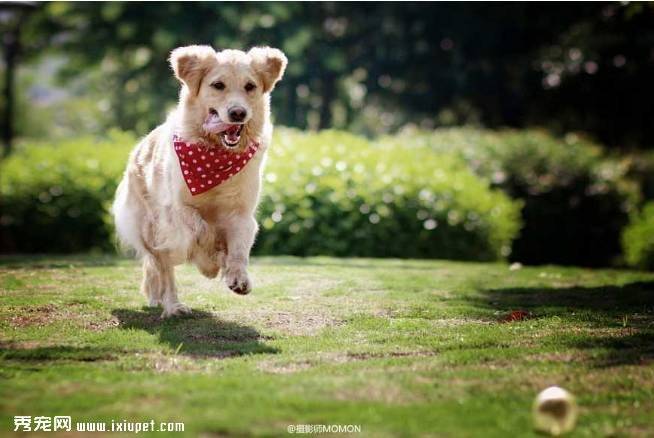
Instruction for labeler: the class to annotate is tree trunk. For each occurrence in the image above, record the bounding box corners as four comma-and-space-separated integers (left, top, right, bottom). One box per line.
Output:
318, 74, 335, 130
286, 79, 298, 128
2, 27, 18, 157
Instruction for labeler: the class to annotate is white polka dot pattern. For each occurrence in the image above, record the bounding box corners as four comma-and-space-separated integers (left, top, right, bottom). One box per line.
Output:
173, 135, 260, 196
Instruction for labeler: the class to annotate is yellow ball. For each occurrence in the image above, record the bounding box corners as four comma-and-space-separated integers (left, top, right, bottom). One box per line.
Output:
533, 386, 578, 436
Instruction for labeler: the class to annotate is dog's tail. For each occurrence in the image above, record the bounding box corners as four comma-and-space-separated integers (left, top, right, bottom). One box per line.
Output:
112, 171, 148, 258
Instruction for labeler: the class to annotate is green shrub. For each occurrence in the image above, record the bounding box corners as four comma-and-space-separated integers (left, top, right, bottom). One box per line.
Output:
380, 128, 640, 266
622, 202, 654, 270
0, 130, 134, 252
0, 128, 522, 260
624, 151, 654, 202
255, 129, 522, 260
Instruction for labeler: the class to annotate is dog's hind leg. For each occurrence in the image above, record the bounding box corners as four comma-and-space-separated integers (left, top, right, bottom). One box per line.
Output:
141, 256, 163, 307
140, 245, 190, 318
157, 253, 191, 318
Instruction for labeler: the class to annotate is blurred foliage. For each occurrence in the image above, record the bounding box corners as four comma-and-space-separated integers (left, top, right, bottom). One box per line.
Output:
622, 202, 654, 270
379, 128, 640, 266
6, 2, 654, 146
623, 151, 654, 203
0, 130, 133, 252
14, 58, 109, 138
256, 129, 521, 260
0, 128, 522, 260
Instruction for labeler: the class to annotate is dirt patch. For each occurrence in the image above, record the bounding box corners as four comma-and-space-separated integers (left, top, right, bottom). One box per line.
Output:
8, 304, 59, 327
430, 318, 492, 327
574, 363, 654, 388
223, 310, 343, 336
262, 311, 341, 335
316, 350, 438, 365
527, 351, 593, 363
346, 350, 438, 360
6, 303, 107, 330
334, 381, 420, 404
152, 353, 230, 372
0, 339, 46, 349
85, 317, 120, 331
258, 350, 437, 375
258, 360, 313, 374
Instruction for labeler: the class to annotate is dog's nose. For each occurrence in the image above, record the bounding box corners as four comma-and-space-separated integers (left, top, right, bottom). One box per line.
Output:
228, 106, 247, 123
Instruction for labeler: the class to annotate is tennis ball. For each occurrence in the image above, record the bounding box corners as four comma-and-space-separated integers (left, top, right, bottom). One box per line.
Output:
533, 386, 578, 436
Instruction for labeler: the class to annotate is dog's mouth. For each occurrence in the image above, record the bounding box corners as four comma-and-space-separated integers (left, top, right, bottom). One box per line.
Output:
220, 124, 243, 148
205, 108, 244, 149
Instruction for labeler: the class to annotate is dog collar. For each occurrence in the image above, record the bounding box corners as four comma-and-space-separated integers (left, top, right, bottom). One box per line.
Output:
173, 135, 260, 196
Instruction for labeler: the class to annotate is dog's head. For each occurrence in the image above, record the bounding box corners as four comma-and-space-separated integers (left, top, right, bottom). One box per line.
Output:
170, 45, 287, 149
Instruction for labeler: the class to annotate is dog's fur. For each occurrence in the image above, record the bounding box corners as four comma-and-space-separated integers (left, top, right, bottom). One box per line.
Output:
112, 46, 287, 317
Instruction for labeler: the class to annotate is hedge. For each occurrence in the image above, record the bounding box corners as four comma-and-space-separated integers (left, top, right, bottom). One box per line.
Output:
0, 130, 133, 253
0, 128, 522, 261
255, 129, 521, 260
622, 202, 654, 270
382, 128, 640, 266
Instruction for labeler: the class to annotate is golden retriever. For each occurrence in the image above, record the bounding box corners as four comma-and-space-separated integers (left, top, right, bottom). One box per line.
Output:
112, 45, 287, 317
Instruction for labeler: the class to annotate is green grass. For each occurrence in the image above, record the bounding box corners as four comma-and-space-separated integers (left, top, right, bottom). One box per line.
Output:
1, 256, 653, 437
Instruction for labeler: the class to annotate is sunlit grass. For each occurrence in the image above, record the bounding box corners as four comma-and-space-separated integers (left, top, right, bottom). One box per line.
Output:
1, 255, 653, 436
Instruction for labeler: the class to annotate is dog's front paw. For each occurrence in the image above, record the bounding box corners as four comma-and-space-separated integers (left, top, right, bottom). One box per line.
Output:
161, 302, 192, 318
224, 266, 252, 295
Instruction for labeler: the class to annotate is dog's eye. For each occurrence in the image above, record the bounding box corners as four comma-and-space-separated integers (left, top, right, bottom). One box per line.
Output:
212, 81, 225, 91
244, 82, 256, 92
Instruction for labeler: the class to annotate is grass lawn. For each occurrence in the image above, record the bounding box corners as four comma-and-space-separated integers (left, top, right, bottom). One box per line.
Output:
1, 255, 653, 436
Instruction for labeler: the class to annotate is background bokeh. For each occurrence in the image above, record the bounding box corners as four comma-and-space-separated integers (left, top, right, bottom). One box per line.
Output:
2, 2, 654, 268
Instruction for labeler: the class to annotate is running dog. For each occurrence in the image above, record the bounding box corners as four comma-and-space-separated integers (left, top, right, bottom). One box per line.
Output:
112, 45, 287, 317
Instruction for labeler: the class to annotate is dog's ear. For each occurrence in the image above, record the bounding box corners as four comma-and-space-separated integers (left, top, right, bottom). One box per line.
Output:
169, 45, 217, 95
248, 47, 287, 93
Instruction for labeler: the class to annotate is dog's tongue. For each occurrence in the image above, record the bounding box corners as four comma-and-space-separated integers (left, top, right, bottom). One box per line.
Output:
224, 125, 241, 143
203, 113, 238, 135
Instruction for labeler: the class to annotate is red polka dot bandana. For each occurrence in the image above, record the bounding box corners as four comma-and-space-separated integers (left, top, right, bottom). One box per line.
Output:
173, 135, 260, 196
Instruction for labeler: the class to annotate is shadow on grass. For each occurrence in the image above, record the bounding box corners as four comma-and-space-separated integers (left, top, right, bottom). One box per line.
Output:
472, 281, 654, 367
475, 281, 654, 317
252, 256, 459, 271
571, 332, 654, 367
112, 307, 279, 358
0, 254, 120, 270
0, 343, 116, 363
0, 308, 278, 363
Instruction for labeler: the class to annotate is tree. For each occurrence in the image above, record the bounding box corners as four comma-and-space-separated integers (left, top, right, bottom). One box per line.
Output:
0, 1, 36, 156
13, 2, 654, 148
